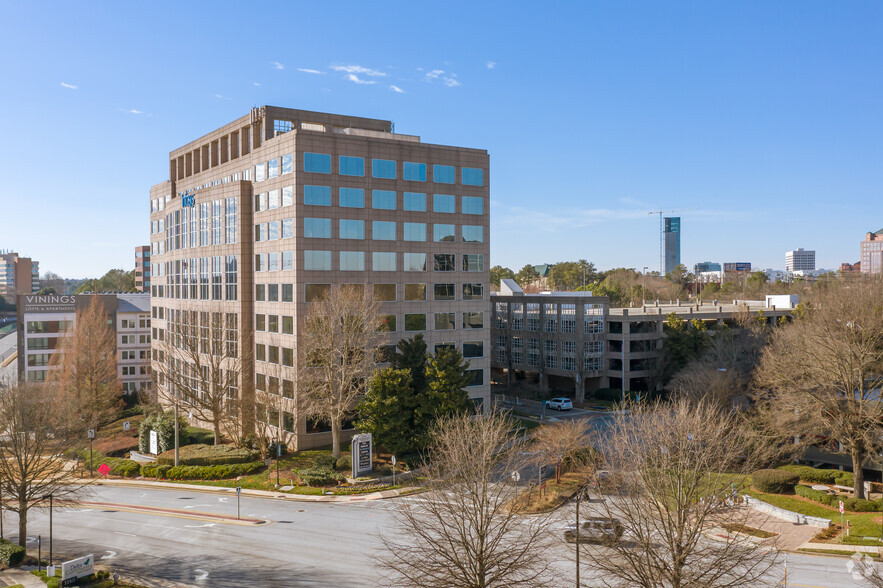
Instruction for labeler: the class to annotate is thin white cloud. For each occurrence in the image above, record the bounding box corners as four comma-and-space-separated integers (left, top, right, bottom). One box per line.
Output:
270, 61, 285, 70
60, 82, 78, 90
128, 109, 143, 115
443, 77, 461, 87
424, 69, 461, 87
331, 64, 387, 77
486, 61, 496, 69
214, 94, 228, 99
254, 82, 261, 87
297, 68, 323, 75
425, 69, 444, 80
389, 85, 405, 94
345, 74, 377, 85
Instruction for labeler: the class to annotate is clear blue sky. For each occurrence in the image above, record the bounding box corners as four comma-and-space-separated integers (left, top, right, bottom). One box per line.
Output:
1, 1, 881, 277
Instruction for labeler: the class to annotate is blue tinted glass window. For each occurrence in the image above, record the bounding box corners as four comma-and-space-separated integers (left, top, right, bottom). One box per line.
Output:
462, 167, 483, 186
372, 221, 396, 240
462, 196, 483, 215
372, 159, 396, 179
339, 156, 365, 177
372, 190, 396, 210
339, 251, 365, 271
433, 194, 455, 213
403, 222, 426, 241
404, 192, 426, 212
304, 250, 332, 270
340, 188, 365, 208
339, 219, 365, 239
462, 225, 484, 243
304, 185, 331, 206
304, 218, 331, 239
403, 162, 426, 182
433, 224, 456, 242
372, 252, 396, 271
304, 153, 331, 174
433, 164, 455, 184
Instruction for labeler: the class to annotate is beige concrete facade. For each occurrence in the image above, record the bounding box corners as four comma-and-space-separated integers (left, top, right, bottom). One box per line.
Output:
134, 245, 150, 292
149, 106, 489, 450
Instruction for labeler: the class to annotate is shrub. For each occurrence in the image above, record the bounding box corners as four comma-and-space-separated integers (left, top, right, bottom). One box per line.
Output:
0, 538, 25, 566
139, 410, 190, 454
335, 456, 352, 471
794, 484, 837, 506
186, 426, 216, 446
835, 472, 855, 487
156, 444, 258, 466
313, 455, 337, 469
140, 463, 173, 478
299, 466, 344, 486
163, 461, 264, 480
752, 469, 798, 494
594, 388, 625, 402
108, 458, 141, 478
792, 484, 881, 511
777, 465, 840, 484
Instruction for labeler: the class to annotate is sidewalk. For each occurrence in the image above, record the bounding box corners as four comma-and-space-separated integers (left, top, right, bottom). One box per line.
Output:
742, 507, 819, 551
0, 567, 44, 588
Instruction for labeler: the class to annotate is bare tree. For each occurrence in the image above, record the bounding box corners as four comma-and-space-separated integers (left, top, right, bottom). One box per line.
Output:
754, 280, 883, 499
532, 418, 592, 483
49, 294, 123, 430
579, 398, 779, 588
382, 412, 556, 587
0, 383, 82, 546
158, 310, 245, 445
297, 285, 382, 459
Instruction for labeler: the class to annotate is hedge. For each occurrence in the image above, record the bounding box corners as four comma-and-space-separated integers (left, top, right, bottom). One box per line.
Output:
777, 465, 840, 485
156, 444, 258, 466
163, 461, 264, 480
140, 463, 173, 478
0, 538, 25, 566
81, 452, 141, 478
794, 484, 881, 512
752, 469, 798, 494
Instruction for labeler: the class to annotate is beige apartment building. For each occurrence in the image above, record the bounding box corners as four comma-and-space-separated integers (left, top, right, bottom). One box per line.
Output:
149, 106, 489, 450
0, 251, 40, 300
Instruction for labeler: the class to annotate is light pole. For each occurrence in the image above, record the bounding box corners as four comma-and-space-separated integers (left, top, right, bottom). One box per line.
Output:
42, 493, 53, 566
642, 267, 648, 306
174, 400, 179, 467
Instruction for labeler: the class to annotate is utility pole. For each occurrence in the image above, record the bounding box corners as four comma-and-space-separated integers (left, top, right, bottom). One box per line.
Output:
174, 400, 179, 467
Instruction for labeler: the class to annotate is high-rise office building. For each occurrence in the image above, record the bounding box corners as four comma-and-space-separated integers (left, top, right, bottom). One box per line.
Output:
861, 230, 883, 275
785, 248, 815, 272
663, 217, 681, 275
149, 106, 490, 450
0, 251, 40, 300
135, 245, 151, 292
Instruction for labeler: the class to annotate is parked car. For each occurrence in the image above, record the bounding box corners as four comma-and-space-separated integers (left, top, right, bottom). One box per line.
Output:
563, 517, 624, 545
544, 397, 573, 411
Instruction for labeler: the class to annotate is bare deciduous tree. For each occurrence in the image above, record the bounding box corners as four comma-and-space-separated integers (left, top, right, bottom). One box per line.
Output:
48, 294, 123, 430
158, 310, 246, 445
580, 398, 779, 588
297, 285, 382, 458
532, 418, 592, 483
0, 383, 82, 546
754, 280, 883, 499
382, 412, 556, 587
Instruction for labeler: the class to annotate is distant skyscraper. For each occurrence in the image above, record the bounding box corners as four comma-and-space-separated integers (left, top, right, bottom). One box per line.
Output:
785, 248, 815, 272
663, 217, 680, 275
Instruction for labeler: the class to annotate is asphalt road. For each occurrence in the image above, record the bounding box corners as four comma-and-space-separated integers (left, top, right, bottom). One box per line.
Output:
1, 484, 872, 587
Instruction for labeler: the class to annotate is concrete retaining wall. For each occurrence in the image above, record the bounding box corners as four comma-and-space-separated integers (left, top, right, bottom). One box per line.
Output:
743, 495, 831, 528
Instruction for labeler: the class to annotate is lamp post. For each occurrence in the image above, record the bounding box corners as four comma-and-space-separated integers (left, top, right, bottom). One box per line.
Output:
174, 400, 179, 467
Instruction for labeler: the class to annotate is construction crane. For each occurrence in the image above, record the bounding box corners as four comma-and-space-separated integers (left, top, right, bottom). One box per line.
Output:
648, 208, 696, 274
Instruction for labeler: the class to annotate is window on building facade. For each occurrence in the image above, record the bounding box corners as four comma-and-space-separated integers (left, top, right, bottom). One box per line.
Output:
372, 190, 396, 210
462, 196, 483, 215
305, 283, 331, 302
340, 188, 365, 208
304, 153, 331, 174
405, 314, 426, 331
433, 224, 456, 242
404, 283, 426, 301
463, 254, 484, 272
404, 253, 427, 272
434, 313, 456, 330
372, 221, 396, 240
374, 284, 396, 301
433, 194, 455, 213
434, 254, 455, 272
463, 312, 484, 329
305, 185, 331, 206
403, 222, 426, 241
376, 314, 396, 332
340, 251, 365, 271
461, 225, 484, 243
403, 192, 426, 211
304, 218, 331, 239
403, 162, 426, 181
372, 252, 396, 271
434, 283, 455, 301
463, 341, 483, 358
433, 164, 455, 184
462, 167, 484, 186
462, 283, 484, 300
372, 159, 396, 179
340, 219, 365, 239
339, 156, 365, 176
304, 251, 332, 271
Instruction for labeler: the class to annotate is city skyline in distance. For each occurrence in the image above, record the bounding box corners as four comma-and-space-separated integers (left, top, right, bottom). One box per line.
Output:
1, 2, 881, 277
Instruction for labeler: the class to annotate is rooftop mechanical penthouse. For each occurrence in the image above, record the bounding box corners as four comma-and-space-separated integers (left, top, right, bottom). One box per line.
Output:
149, 106, 490, 450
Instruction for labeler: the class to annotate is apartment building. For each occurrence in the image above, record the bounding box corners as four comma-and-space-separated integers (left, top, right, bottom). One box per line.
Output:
149, 106, 489, 450
16, 293, 151, 392
0, 251, 40, 300
135, 245, 151, 293
785, 248, 815, 272
861, 229, 883, 275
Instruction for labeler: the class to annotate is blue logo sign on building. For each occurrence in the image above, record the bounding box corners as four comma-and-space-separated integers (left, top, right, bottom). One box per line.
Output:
182, 194, 195, 207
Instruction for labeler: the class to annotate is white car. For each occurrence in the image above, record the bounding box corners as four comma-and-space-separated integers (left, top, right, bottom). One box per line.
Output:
544, 397, 573, 411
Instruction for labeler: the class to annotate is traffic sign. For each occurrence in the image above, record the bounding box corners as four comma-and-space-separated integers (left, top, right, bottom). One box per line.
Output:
123, 421, 130, 432
391, 455, 396, 466
839, 500, 845, 514
87, 429, 95, 439
235, 486, 241, 495
97, 464, 110, 477
511, 471, 521, 483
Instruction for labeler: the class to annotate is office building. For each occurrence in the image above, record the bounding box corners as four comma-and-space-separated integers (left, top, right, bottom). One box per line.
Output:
663, 217, 680, 275
16, 293, 151, 393
0, 251, 40, 300
861, 230, 883, 275
149, 106, 490, 450
135, 245, 151, 292
785, 248, 815, 272
693, 261, 721, 274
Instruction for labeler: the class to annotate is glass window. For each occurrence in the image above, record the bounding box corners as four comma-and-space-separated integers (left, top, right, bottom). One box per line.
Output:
463, 254, 485, 272
282, 283, 293, 302
305, 283, 330, 302
433, 194, 455, 213
281, 153, 293, 174
282, 219, 294, 239
283, 348, 294, 367
340, 219, 365, 239
304, 250, 332, 270
462, 225, 484, 243
268, 158, 279, 179
403, 192, 426, 211
372, 159, 396, 179
405, 314, 426, 331
282, 251, 294, 271
339, 155, 365, 176
268, 252, 279, 271
256, 344, 266, 362
404, 253, 427, 272
255, 162, 267, 182
434, 313, 456, 330
268, 190, 280, 209
372, 221, 396, 240
463, 312, 484, 329
282, 315, 294, 334
463, 283, 484, 300
462, 196, 483, 215
304, 153, 331, 174
372, 190, 396, 210
255, 223, 266, 242
463, 341, 484, 358
462, 167, 484, 186
376, 314, 397, 332
403, 162, 426, 182
433, 224, 456, 242
434, 254, 455, 272
340, 188, 365, 208
282, 186, 294, 207
255, 284, 265, 301
305, 185, 331, 206
433, 164, 455, 184
268, 283, 279, 301
434, 283, 455, 300
372, 252, 396, 271
404, 283, 426, 301
340, 251, 365, 271
268, 221, 279, 240
268, 315, 279, 332
373, 284, 396, 301
403, 222, 426, 241
466, 369, 484, 387
255, 314, 266, 331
